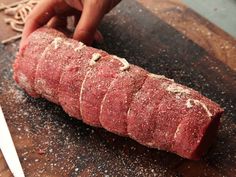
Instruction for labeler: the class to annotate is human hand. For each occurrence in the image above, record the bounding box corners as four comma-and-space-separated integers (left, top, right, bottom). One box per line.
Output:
20, 0, 121, 49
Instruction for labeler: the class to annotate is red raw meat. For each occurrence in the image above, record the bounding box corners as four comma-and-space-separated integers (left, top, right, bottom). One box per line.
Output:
13, 28, 65, 97
80, 55, 123, 127
148, 82, 195, 151
13, 28, 224, 160
34, 37, 74, 103
100, 65, 148, 136
151, 82, 222, 159
58, 44, 107, 119
127, 74, 173, 146
170, 87, 222, 159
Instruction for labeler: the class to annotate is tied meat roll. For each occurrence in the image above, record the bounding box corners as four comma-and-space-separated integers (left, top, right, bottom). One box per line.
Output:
13, 27, 224, 160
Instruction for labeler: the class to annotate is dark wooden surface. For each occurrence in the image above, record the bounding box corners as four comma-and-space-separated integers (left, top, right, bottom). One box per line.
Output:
0, 0, 236, 176
138, 0, 236, 71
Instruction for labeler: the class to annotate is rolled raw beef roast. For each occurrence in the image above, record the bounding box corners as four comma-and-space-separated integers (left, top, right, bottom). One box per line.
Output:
13, 27, 224, 160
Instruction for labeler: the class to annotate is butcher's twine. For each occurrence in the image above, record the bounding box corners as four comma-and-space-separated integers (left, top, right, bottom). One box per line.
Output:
0, 0, 39, 44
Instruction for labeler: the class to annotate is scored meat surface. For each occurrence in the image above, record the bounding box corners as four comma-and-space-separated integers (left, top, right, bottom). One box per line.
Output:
13, 27, 224, 160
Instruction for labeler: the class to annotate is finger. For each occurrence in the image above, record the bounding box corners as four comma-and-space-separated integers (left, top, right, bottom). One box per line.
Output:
47, 16, 67, 29
47, 16, 71, 35
94, 30, 104, 43
20, 0, 57, 49
48, 7, 82, 29
73, 0, 108, 45
73, 15, 80, 27
20, 0, 70, 49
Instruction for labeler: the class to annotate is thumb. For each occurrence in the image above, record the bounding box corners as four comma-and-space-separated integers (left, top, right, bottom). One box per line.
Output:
73, 0, 107, 45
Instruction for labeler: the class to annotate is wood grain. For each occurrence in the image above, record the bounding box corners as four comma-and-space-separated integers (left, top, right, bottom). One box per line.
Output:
139, 0, 236, 71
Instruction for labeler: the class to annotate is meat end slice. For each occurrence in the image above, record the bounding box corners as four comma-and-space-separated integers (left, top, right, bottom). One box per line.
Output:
171, 90, 224, 159
13, 27, 65, 97
80, 56, 124, 127
58, 45, 108, 119
127, 74, 174, 146
150, 82, 223, 159
99, 65, 148, 136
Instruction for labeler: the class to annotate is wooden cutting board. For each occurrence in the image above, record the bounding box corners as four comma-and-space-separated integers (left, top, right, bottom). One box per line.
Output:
0, 0, 235, 176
